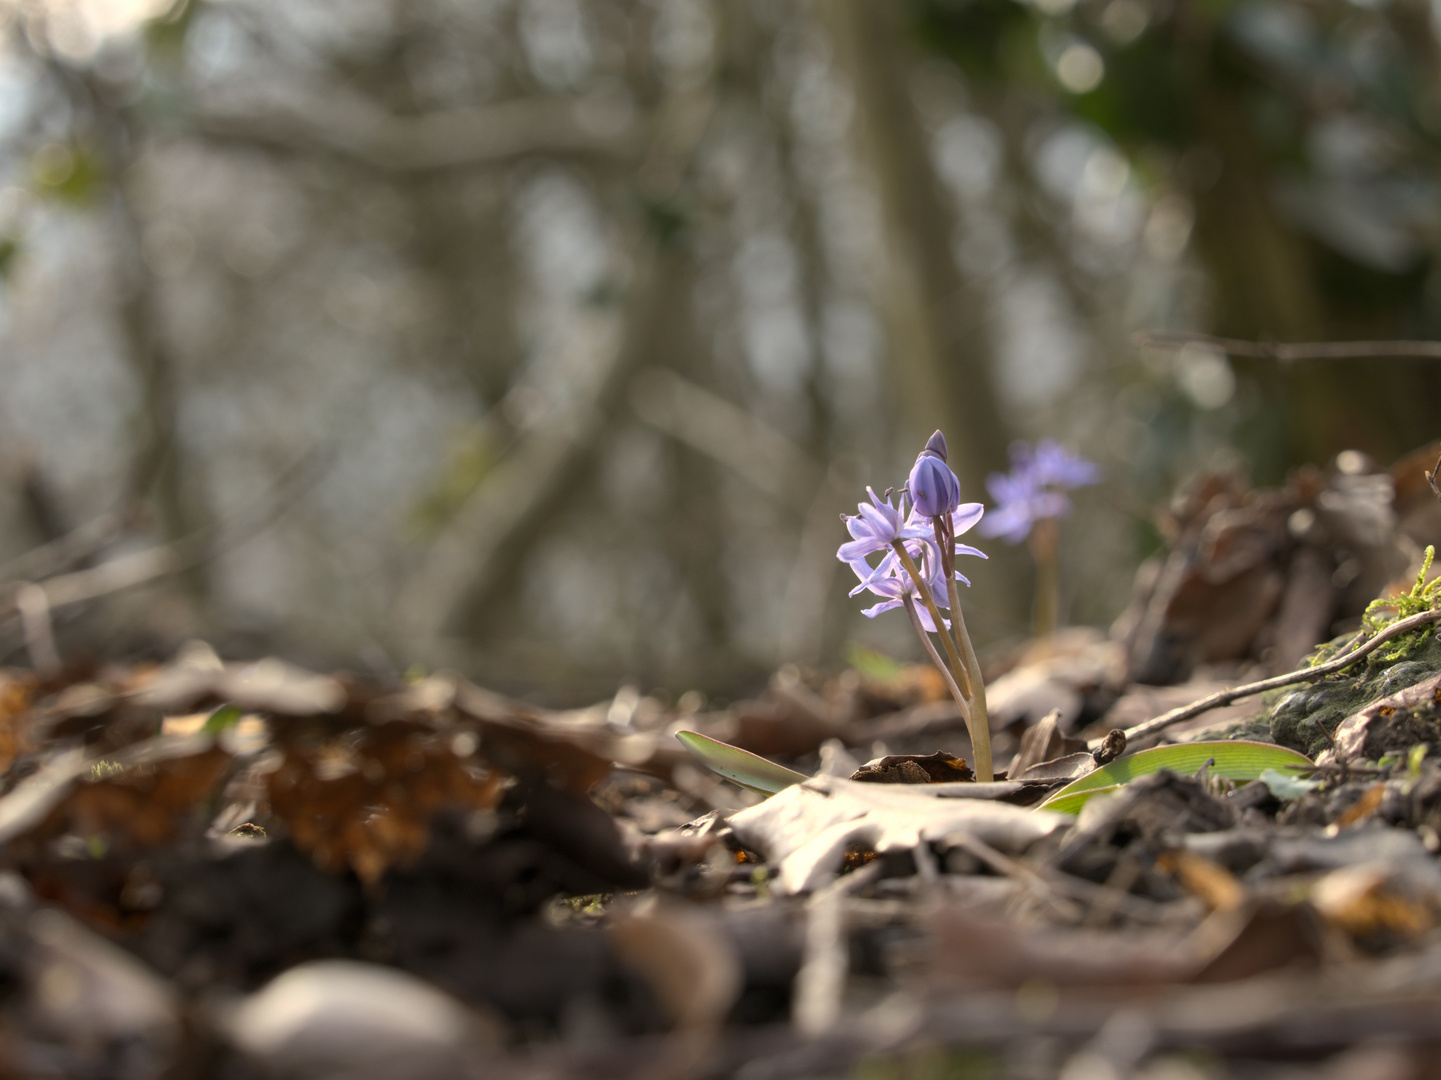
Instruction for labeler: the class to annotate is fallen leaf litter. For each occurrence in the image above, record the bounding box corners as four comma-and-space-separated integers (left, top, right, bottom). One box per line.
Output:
4, 454, 1441, 1077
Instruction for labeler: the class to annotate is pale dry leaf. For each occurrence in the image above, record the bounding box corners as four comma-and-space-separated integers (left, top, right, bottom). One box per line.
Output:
727, 774, 1069, 894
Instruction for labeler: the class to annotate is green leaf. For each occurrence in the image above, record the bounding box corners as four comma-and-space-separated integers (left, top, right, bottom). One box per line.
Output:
1037, 740, 1314, 816
1258, 767, 1323, 801
675, 730, 809, 795
201, 704, 244, 734
845, 643, 906, 682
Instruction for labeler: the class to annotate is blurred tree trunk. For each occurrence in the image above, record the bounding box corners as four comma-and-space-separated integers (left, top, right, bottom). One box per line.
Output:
83, 68, 210, 607
821, 0, 1010, 500
1185, 30, 1438, 472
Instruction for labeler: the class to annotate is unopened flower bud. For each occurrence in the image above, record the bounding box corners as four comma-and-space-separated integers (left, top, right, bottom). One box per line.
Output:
908, 437, 961, 518
923, 430, 948, 462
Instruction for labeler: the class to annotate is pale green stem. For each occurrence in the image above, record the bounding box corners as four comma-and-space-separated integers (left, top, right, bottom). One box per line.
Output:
902, 595, 970, 725
944, 588, 991, 782
893, 540, 990, 780
1029, 515, 1059, 638
890, 541, 971, 699
932, 515, 992, 782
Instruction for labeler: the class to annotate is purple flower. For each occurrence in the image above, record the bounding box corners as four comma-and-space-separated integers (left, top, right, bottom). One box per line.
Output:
1031, 438, 1103, 489
978, 439, 1100, 544
908, 431, 962, 518
840, 434, 989, 626
846, 501, 988, 622
847, 547, 952, 630
837, 487, 931, 565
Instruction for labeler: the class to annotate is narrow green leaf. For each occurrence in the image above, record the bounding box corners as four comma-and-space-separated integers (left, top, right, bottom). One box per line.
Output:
1038, 740, 1314, 816
675, 730, 809, 795
845, 643, 906, 682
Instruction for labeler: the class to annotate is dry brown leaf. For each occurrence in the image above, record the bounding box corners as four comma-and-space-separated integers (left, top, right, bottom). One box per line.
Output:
1187, 899, 1330, 983
266, 723, 505, 883
850, 751, 973, 784
0, 670, 38, 772
1334, 783, 1387, 828
609, 899, 742, 1030
1311, 864, 1433, 941
1157, 849, 1245, 911
39, 746, 232, 850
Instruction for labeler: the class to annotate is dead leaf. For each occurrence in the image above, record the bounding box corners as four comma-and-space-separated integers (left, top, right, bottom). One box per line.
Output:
727, 774, 1069, 894
850, 751, 973, 784
34, 743, 231, 850
266, 722, 505, 883
1334, 783, 1387, 828
1156, 849, 1245, 911
1008, 709, 1087, 776
1115, 463, 1409, 684
1187, 899, 1330, 982
0, 670, 37, 772
1311, 863, 1433, 943
609, 898, 742, 1030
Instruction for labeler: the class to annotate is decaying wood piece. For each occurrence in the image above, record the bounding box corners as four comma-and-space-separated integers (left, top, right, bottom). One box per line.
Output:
1115, 464, 1412, 685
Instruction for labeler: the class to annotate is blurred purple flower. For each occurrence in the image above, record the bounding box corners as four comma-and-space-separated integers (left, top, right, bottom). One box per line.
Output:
978, 439, 1101, 544
1031, 438, 1103, 489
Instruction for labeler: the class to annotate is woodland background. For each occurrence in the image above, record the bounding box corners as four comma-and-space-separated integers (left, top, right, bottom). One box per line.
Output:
2, 0, 1441, 700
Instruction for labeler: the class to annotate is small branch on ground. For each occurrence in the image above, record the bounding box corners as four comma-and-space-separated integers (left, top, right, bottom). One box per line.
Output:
1113, 607, 1441, 746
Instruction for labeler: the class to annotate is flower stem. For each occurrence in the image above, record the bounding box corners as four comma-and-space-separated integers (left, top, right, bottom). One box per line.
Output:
893, 539, 990, 780
930, 516, 991, 781
890, 541, 971, 698
902, 596, 970, 724
1029, 515, 1060, 638
945, 595, 991, 782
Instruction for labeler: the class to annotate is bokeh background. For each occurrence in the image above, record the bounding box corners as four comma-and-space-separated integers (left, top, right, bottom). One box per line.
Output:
2, 0, 1441, 700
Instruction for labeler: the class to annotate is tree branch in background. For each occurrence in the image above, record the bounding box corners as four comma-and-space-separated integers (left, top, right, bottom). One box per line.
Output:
393, 75, 718, 664
629, 369, 817, 500
394, 245, 674, 661
13, 584, 60, 678
822, 0, 1010, 499
1134, 330, 1441, 362
629, 368, 849, 663
0, 453, 327, 658
181, 93, 641, 173
0, 503, 141, 591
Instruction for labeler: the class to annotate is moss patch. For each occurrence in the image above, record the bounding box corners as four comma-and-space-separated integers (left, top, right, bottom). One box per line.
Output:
1265, 629, 1441, 757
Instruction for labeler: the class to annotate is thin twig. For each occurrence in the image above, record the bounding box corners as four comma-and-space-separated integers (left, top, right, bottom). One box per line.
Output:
793, 861, 883, 1037
951, 834, 1083, 922
0, 452, 326, 637
1113, 608, 1441, 746
0, 504, 139, 586
14, 584, 59, 678
1133, 330, 1441, 363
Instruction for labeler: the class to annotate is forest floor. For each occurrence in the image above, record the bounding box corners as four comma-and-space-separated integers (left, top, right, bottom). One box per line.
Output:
6, 460, 1441, 1078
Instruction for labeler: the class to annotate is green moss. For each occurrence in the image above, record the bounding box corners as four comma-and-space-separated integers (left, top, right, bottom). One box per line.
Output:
1266, 632, 1441, 757
1361, 545, 1441, 635
1263, 545, 1441, 757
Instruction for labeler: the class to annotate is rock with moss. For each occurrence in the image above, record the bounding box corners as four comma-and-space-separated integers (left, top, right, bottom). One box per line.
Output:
1265, 628, 1441, 757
